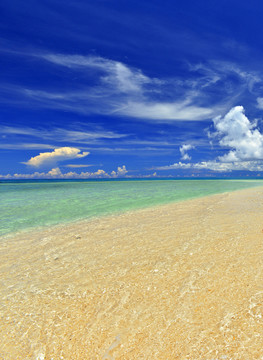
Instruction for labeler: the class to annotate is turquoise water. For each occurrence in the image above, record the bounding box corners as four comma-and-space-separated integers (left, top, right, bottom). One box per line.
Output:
1, 179, 263, 236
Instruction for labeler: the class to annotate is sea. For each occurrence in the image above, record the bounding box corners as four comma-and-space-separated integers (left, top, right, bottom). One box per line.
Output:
1, 178, 263, 237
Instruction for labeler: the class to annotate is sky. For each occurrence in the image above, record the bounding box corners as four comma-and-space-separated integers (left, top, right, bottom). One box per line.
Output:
2, 0, 263, 178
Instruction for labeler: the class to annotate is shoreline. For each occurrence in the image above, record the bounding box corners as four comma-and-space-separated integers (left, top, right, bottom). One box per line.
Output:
2, 184, 263, 241
1, 187, 263, 358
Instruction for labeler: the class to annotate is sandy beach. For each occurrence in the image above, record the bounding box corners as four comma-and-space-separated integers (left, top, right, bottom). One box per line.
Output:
1, 187, 263, 359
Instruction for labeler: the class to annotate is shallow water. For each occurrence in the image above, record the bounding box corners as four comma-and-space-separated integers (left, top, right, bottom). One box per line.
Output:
1, 179, 263, 236
2, 187, 263, 358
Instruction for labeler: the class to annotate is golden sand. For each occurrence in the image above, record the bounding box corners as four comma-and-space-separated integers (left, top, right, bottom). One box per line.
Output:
1, 187, 263, 359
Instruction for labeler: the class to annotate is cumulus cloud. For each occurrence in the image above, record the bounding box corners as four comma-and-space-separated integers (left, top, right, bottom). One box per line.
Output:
213, 106, 263, 162
47, 167, 63, 176
111, 165, 128, 177
0, 166, 129, 179
156, 106, 263, 173
23, 147, 89, 167
179, 144, 195, 160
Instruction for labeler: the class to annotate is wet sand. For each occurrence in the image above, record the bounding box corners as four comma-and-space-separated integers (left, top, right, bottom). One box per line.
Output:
1, 187, 263, 359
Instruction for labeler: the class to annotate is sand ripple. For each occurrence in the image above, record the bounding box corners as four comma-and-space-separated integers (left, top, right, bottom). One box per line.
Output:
1, 188, 263, 358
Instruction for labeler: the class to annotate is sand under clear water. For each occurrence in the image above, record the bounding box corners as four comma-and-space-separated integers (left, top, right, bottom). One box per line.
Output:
2, 179, 263, 236
1, 187, 263, 359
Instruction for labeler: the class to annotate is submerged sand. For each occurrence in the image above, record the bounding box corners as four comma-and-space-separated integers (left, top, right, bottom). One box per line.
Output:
1, 187, 263, 359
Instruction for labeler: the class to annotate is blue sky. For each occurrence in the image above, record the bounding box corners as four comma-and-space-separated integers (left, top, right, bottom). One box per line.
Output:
2, 0, 263, 178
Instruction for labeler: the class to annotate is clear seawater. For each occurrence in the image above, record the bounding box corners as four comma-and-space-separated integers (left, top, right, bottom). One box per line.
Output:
1, 179, 263, 236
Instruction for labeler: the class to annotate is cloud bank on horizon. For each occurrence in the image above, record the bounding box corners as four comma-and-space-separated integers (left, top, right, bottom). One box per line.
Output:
2, 0, 263, 177
0, 165, 129, 180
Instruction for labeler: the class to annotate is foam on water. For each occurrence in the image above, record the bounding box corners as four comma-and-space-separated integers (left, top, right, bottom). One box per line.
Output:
1, 179, 263, 236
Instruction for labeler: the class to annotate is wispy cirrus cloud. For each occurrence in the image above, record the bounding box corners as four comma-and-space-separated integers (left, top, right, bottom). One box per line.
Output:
110, 100, 213, 121
0, 143, 55, 150
189, 61, 260, 93
1, 49, 261, 127
0, 123, 208, 154
65, 164, 95, 168
4, 52, 257, 122
0, 125, 128, 144
41, 54, 152, 94
35, 54, 261, 120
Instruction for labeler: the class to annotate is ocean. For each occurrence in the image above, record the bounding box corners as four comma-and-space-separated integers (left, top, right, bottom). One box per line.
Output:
1, 178, 263, 236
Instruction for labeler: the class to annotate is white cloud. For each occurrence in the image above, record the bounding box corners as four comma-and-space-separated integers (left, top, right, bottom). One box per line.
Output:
213, 106, 263, 162
23, 53, 227, 121
179, 144, 195, 160
4, 52, 259, 122
23, 147, 89, 167
156, 106, 263, 173
2, 50, 262, 124
113, 100, 213, 121
117, 165, 128, 176
190, 61, 260, 93
111, 165, 128, 177
102, 61, 150, 94
0, 166, 129, 179
156, 160, 263, 172
41, 54, 151, 94
0, 143, 55, 150
0, 125, 127, 143
47, 167, 62, 176
65, 164, 94, 168
256, 97, 263, 110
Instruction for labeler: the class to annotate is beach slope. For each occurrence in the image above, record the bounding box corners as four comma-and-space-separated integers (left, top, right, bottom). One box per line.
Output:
1, 187, 263, 359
